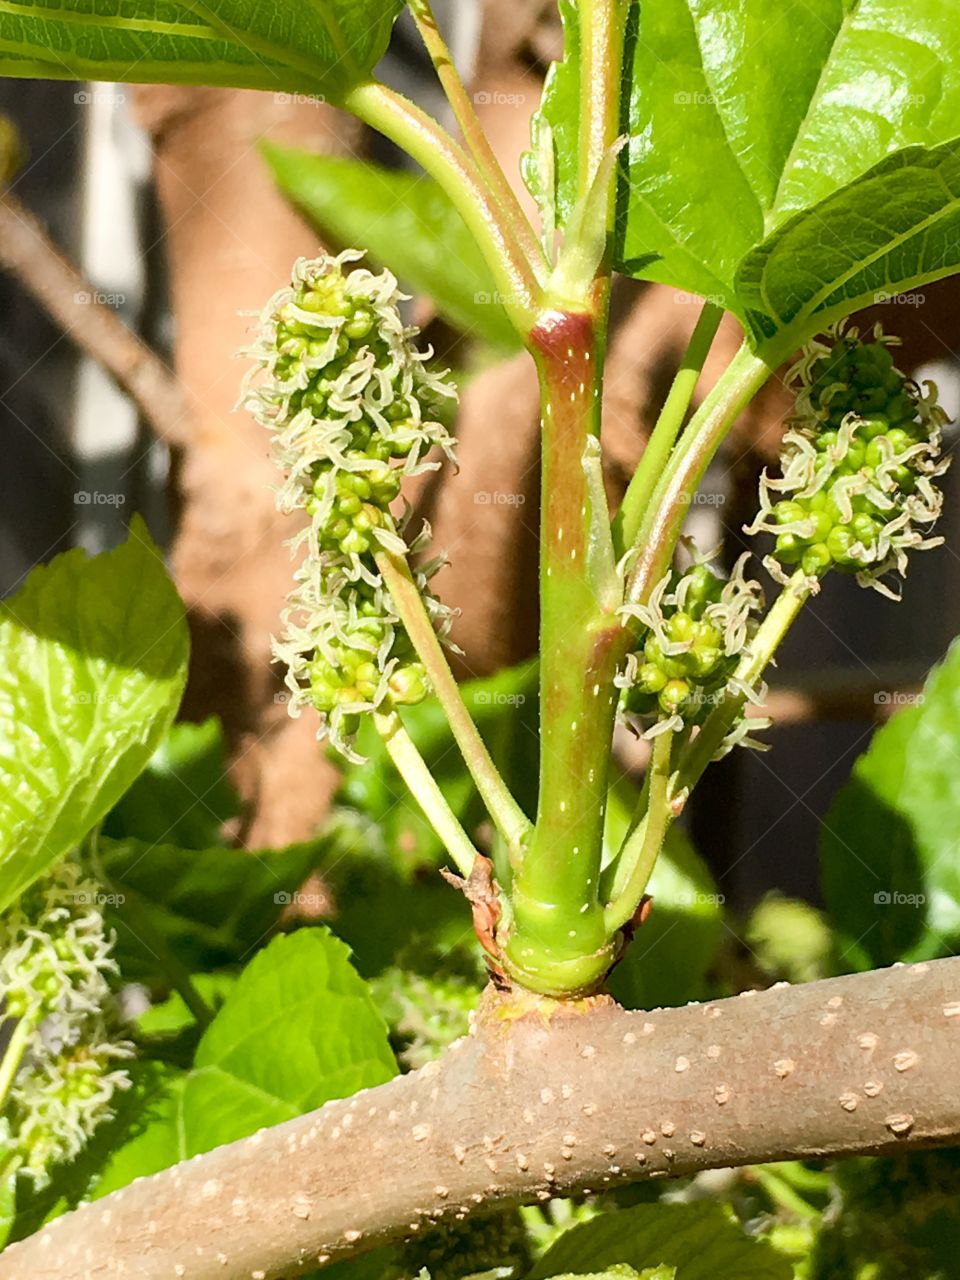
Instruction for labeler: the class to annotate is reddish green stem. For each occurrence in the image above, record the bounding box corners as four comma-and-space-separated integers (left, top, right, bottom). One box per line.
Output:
500, 312, 622, 995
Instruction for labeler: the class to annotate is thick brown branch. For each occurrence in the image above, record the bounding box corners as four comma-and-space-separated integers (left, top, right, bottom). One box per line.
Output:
0, 193, 192, 446
3, 960, 959, 1279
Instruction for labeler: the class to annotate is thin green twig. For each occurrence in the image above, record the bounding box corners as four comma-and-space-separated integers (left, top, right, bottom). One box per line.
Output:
344, 80, 540, 335
0, 1014, 36, 1112
614, 300, 724, 555
677, 569, 812, 793
407, 0, 547, 280
376, 549, 533, 860
373, 711, 479, 877
603, 726, 674, 931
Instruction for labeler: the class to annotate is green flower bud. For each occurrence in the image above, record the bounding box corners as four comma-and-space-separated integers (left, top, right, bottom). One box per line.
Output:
388, 662, 430, 706
619, 555, 762, 735
246, 252, 461, 759
749, 323, 949, 594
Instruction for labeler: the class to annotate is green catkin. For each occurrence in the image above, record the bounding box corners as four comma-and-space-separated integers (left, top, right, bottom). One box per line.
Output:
617, 554, 764, 741
748, 324, 949, 598
244, 252, 458, 759
0, 855, 133, 1186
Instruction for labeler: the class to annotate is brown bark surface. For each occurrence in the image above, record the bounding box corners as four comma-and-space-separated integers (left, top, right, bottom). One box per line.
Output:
5, 960, 958, 1280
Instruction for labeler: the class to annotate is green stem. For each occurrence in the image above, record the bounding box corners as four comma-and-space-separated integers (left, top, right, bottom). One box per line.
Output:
498, 2, 629, 997
373, 711, 479, 877
500, 316, 623, 997
375, 549, 532, 859
577, 0, 629, 204
407, 0, 547, 279
623, 342, 772, 612
603, 727, 674, 931
677, 569, 812, 794
614, 301, 724, 555
752, 1166, 822, 1221
0, 1013, 37, 1112
344, 80, 540, 335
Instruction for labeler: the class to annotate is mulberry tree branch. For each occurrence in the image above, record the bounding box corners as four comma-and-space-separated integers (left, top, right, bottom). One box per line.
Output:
0, 192, 192, 447
3, 959, 959, 1280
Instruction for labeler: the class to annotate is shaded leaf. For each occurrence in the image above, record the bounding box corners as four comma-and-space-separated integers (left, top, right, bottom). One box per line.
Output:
342, 660, 538, 876
549, 1271, 673, 1280
99, 834, 323, 985
529, 1202, 791, 1280
602, 777, 722, 1010
821, 638, 960, 970
0, 517, 188, 912
0, 0, 403, 98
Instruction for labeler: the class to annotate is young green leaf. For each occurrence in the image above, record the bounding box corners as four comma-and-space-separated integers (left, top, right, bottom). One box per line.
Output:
263, 144, 521, 352
0, 517, 188, 913
95, 929, 396, 1193
0, 0, 403, 97
536, 0, 960, 351
821, 637, 960, 970
738, 140, 960, 351
528, 1202, 791, 1280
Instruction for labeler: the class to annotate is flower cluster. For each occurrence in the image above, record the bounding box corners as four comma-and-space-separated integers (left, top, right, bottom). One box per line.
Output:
748, 325, 949, 596
0, 857, 132, 1186
244, 252, 458, 758
618, 556, 763, 737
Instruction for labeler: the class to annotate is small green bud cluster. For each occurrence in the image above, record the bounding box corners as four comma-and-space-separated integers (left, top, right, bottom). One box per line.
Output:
749, 325, 949, 595
618, 555, 763, 737
371, 964, 477, 1071
244, 252, 458, 758
394, 1209, 531, 1280
12, 1039, 133, 1184
0, 856, 132, 1186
